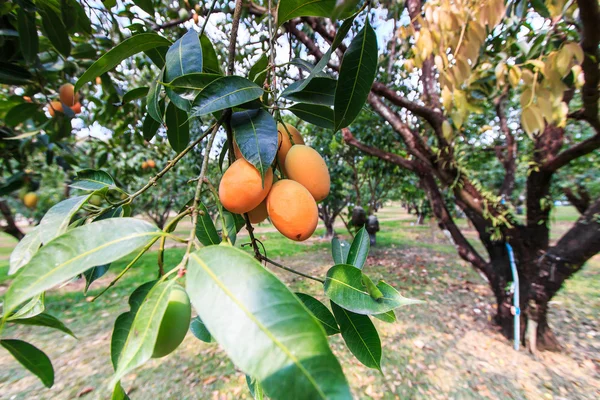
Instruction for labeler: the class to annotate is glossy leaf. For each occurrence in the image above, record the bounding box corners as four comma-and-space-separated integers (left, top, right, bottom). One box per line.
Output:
83, 264, 110, 293
296, 293, 340, 335
9, 226, 41, 275
165, 73, 221, 110
334, 21, 378, 131
283, 77, 336, 106
324, 264, 422, 315
332, 0, 361, 19
0, 62, 33, 85
165, 30, 203, 82
16, 8, 38, 64
142, 112, 161, 141
0, 340, 54, 388
248, 54, 268, 85
3, 218, 162, 315
289, 103, 334, 129
165, 102, 190, 153
220, 211, 245, 245
122, 87, 149, 104
190, 76, 263, 117
147, 69, 164, 123
330, 302, 381, 370
231, 109, 278, 180
10, 313, 76, 338
346, 226, 369, 269
39, 195, 91, 244
374, 310, 396, 323
39, 5, 70, 57
246, 375, 264, 400
6, 294, 45, 321
195, 203, 220, 246
190, 316, 212, 343
75, 34, 171, 92
200, 34, 221, 75
111, 280, 175, 386
111, 382, 130, 400
5, 102, 41, 126
331, 237, 350, 265
70, 169, 115, 191
186, 246, 351, 400
278, 0, 335, 25
132, 0, 154, 15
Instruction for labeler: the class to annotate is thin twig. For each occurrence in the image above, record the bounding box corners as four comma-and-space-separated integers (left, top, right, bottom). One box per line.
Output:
260, 255, 325, 283
199, 0, 218, 37
158, 208, 192, 277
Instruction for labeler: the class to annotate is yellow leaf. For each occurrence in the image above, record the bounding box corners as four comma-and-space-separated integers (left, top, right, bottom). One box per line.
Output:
520, 88, 533, 108
442, 86, 453, 110
537, 96, 553, 121
509, 66, 522, 87
522, 69, 535, 85
564, 42, 584, 64
435, 55, 445, 71
442, 120, 453, 141
495, 62, 506, 85
555, 47, 572, 77
526, 59, 545, 71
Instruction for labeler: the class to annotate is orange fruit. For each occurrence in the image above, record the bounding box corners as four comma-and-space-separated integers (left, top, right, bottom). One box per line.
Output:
142, 161, 149, 169
23, 192, 38, 208
59, 83, 80, 106
95, 77, 102, 85
147, 159, 156, 168
285, 145, 330, 201
48, 101, 63, 117
267, 180, 318, 241
233, 140, 243, 159
71, 102, 82, 114
23, 96, 32, 103
247, 200, 268, 224
193, 13, 199, 24
276, 123, 304, 175
219, 159, 273, 214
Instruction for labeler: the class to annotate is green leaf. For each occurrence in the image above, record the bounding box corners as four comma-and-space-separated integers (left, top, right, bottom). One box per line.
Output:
39, 195, 92, 244
0, 62, 33, 85
186, 246, 351, 400
16, 8, 38, 64
165, 102, 190, 153
334, 21, 378, 131
142, 112, 161, 141
296, 293, 340, 335
531, 0, 551, 18
9, 313, 76, 338
347, 226, 369, 269
75, 33, 171, 92
6, 294, 45, 321
0, 339, 54, 388
190, 76, 263, 117
277, 0, 335, 25
195, 203, 220, 246
289, 103, 334, 129
83, 264, 110, 293
165, 30, 203, 82
220, 211, 244, 245
324, 264, 422, 315
373, 310, 396, 323
283, 77, 336, 106
330, 302, 381, 370
132, 0, 154, 15
39, 5, 70, 57
144, 46, 168, 69
200, 34, 221, 75
71, 43, 97, 59
70, 169, 115, 191
190, 316, 212, 343
248, 54, 268, 85
331, 237, 350, 265
9, 226, 41, 275
3, 218, 162, 315
111, 280, 175, 386
246, 375, 264, 400
147, 69, 164, 123
111, 382, 130, 400
231, 109, 277, 180
111, 281, 156, 369
122, 87, 149, 104
331, 0, 361, 19
165, 73, 221, 111
5, 102, 41, 127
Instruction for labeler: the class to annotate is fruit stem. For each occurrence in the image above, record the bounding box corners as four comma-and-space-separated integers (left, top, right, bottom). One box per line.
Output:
260, 255, 325, 284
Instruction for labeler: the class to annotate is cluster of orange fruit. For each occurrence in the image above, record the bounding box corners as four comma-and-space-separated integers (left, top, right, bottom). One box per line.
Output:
142, 159, 157, 169
219, 123, 330, 242
47, 84, 83, 117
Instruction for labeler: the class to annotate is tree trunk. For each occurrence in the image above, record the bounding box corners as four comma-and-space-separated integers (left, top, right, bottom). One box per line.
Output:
0, 200, 24, 240
324, 220, 335, 238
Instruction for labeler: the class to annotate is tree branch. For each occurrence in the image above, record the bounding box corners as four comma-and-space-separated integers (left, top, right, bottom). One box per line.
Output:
575, 0, 600, 130
341, 128, 415, 171
495, 88, 517, 198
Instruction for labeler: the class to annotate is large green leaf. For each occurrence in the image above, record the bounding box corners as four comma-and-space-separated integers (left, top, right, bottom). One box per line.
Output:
111, 280, 175, 386
0, 62, 33, 85
248, 54, 268, 85
83, 264, 110, 293
277, 0, 335, 25
142, 111, 161, 141
165, 30, 203, 82
200, 34, 221, 75
331, 237, 350, 265
246, 375, 265, 400
186, 246, 351, 400
195, 203, 220, 246
295, 293, 339, 335
165, 73, 221, 111
190, 315, 212, 343
165, 102, 190, 153
346, 227, 369, 269
331, 0, 362, 19
16, 8, 38, 64
3, 218, 162, 314
132, 0, 154, 15
5, 102, 41, 127
9, 226, 41, 275
282, 77, 336, 106
38, 195, 91, 244
6, 294, 45, 321
324, 264, 421, 315
333, 21, 378, 131
190, 76, 263, 117
122, 87, 149, 104
70, 169, 115, 191
147, 68, 164, 122
39, 5, 70, 57
330, 302, 381, 370
231, 109, 278, 180
289, 103, 334, 129
374, 310, 396, 323
10, 313, 76, 338
75, 34, 171, 92
0, 339, 54, 388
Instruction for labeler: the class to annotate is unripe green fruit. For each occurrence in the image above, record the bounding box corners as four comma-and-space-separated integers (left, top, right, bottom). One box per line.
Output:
178, 8, 189, 20
89, 194, 102, 206
152, 284, 191, 358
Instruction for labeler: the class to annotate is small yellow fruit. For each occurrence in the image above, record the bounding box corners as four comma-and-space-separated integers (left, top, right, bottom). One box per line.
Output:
267, 180, 318, 241
285, 145, 330, 201
89, 194, 102, 206
152, 284, 191, 358
23, 192, 38, 209
59, 83, 80, 106
219, 159, 273, 214
276, 123, 304, 175
48, 101, 63, 117
247, 200, 268, 224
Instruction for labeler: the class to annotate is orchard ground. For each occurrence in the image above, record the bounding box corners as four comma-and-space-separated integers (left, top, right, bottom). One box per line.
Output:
0, 205, 598, 399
